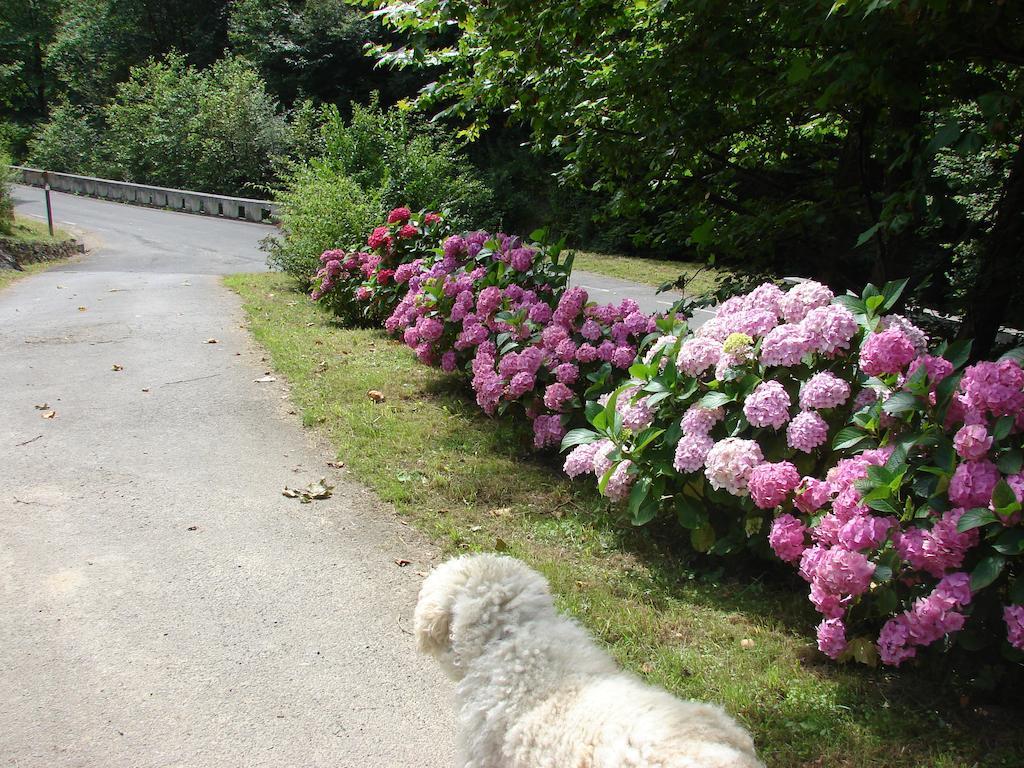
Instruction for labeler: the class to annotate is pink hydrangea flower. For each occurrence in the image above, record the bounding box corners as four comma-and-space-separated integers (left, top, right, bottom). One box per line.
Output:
878, 616, 916, 666
787, 411, 829, 453
441, 351, 457, 373
397, 224, 418, 239
509, 247, 535, 271
959, 359, 1024, 420
878, 314, 928, 355
817, 618, 848, 660
780, 280, 834, 323
799, 372, 851, 410
813, 547, 875, 598
769, 513, 807, 563
542, 383, 574, 412
704, 438, 764, 496
367, 226, 392, 250
907, 355, 954, 388
743, 282, 785, 318
795, 477, 832, 514
1005, 605, 1024, 651
801, 304, 858, 355
673, 433, 714, 473
906, 508, 979, 576
954, 424, 993, 462
760, 324, 815, 367
677, 337, 721, 376
744, 380, 792, 429
748, 461, 801, 509
532, 414, 566, 449
948, 459, 1001, 508
387, 206, 411, 224
859, 327, 917, 376
837, 515, 894, 552
681, 405, 724, 436
564, 442, 600, 478
554, 363, 579, 385
604, 460, 634, 501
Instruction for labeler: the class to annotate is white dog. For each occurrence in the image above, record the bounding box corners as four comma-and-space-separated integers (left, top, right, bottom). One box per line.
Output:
414, 553, 764, 768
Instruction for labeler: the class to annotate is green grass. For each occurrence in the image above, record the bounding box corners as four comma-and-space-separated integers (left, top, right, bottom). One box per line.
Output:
226, 271, 1020, 768
0, 216, 75, 291
2, 215, 70, 246
570, 250, 724, 294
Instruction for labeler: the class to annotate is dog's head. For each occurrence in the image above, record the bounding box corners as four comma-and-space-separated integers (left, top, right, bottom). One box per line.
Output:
414, 554, 554, 679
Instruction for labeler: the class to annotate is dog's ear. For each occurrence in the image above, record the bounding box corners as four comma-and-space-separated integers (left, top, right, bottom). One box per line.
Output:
413, 594, 452, 656
413, 558, 469, 657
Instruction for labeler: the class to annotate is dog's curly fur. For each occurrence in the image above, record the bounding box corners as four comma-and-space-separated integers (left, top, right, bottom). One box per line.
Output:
415, 554, 764, 768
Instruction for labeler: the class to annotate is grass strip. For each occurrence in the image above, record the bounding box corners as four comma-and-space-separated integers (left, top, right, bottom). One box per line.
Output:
570, 250, 723, 295
225, 271, 1021, 768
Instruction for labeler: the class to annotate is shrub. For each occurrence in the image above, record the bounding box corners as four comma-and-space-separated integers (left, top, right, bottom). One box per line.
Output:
563, 278, 1024, 668
26, 101, 105, 175
266, 168, 382, 283
267, 100, 493, 281
310, 207, 449, 325
104, 55, 291, 195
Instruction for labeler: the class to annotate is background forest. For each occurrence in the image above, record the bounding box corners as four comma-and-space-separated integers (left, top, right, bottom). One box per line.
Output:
2, 0, 1022, 356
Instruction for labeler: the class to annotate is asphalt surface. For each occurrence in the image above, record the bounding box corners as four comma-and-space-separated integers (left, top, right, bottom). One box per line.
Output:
2, 186, 456, 766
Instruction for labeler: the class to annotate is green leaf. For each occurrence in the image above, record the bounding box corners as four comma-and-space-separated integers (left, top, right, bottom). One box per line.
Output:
944, 341, 973, 370
883, 392, 922, 415
698, 391, 734, 409
991, 479, 1022, 516
866, 497, 900, 515
855, 222, 883, 248
997, 449, 1023, 476
560, 428, 600, 451
971, 554, 1006, 591
629, 362, 651, 379
632, 428, 665, 452
833, 294, 867, 314
957, 507, 999, 532
998, 347, 1024, 366
688, 219, 714, 246
627, 476, 652, 518
880, 278, 909, 311
927, 123, 961, 155
992, 415, 1014, 442
675, 496, 708, 530
690, 522, 716, 553
865, 294, 885, 314
993, 530, 1024, 556
833, 426, 870, 451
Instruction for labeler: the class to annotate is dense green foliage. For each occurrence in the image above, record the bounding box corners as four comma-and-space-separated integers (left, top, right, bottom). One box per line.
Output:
26, 55, 292, 196
368, 0, 1024, 356
267, 101, 493, 280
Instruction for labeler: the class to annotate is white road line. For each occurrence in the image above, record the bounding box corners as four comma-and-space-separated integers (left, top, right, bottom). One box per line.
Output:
576, 284, 611, 292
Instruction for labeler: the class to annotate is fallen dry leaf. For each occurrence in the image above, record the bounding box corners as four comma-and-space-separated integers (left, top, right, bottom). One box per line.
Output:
740, 638, 755, 649
282, 478, 334, 503
314, 360, 328, 374
205, 338, 218, 344
367, 389, 386, 403
33, 403, 49, 410
394, 558, 412, 567
326, 460, 345, 469
41, 410, 57, 419
77, 306, 87, 311
111, 364, 124, 371
186, 525, 198, 531
141, 388, 150, 393
489, 506, 512, 518
469, 525, 483, 532
254, 375, 276, 383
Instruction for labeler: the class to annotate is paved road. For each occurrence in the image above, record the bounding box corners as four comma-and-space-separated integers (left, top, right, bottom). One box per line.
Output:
2, 186, 455, 766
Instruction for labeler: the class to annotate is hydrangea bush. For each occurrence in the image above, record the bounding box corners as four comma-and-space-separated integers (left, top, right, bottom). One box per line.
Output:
562, 278, 1024, 666
307, 211, 1024, 670
309, 207, 448, 325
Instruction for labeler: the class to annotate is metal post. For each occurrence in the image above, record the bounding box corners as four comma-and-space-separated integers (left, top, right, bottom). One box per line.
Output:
43, 171, 54, 236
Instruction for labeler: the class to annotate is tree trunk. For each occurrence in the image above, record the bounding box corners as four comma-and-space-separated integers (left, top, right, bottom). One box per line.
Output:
962, 141, 1024, 360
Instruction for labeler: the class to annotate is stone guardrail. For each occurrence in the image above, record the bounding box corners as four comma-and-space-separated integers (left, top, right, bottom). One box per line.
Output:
11, 166, 279, 224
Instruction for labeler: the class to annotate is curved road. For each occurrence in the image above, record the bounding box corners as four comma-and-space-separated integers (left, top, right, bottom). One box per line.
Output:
1, 187, 455, 766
